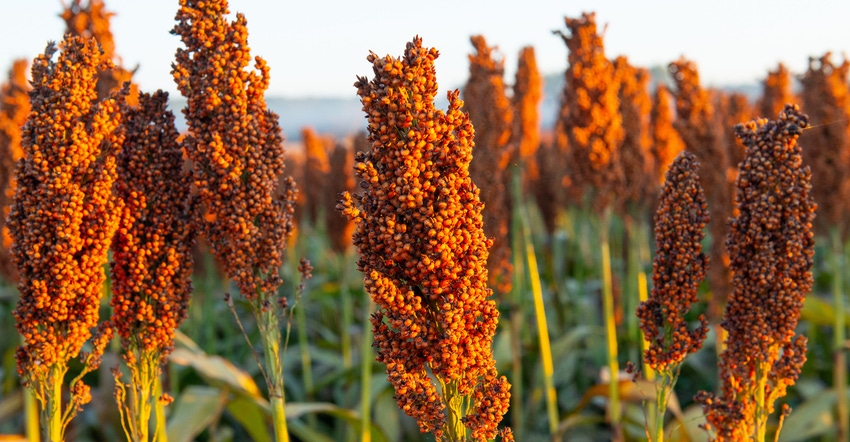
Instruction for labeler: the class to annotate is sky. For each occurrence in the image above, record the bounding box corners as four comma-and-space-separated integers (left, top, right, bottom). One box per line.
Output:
1, 1, 849, 99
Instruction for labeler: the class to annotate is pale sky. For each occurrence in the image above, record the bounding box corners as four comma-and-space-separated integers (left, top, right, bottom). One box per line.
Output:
1, 1, 849, 99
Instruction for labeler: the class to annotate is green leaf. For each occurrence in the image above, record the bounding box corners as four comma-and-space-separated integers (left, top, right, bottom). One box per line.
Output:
169, 345, 264, 400
226, 395, 272, 442
665, 404, 708, 442
285, 402, 389, 442
778, 390, 839, 441
166, 386, 227, 442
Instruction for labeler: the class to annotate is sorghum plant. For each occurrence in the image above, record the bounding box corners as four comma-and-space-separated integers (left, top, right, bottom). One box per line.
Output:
463, 35, 513, 296
758, 63, 796, 123
510, 46, 541, 182
326, 143, 356, 254
649, 84, 685, 186
340, 36, 512, 441
0, 59, 30, 282
110, 90, 195, 442
636, 151, 709, 441
172, 0, 296, 439
10, 35, 123, 441
716, 92, 751, 169
697, 104, 815, 441
302, 126, 331, 227
614, 56, 654, 212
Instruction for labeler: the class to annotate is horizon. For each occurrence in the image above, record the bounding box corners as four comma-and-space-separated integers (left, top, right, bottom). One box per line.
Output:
1, 1, 849, 100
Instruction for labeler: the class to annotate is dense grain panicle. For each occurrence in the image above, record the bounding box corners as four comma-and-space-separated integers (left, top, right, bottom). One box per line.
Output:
759, 63, 796, 121
340, 37, 512, 441
464, 35, 513, 296
698, 105, 815, 440
650, 84, 686, 186
172, 0, 295, 301
302, 126, 332, 226
511, 46, 541, 180
0, 60, 30, 282
636, 151, 709, 371
799, 53, 850, 234
669, 57, 733, 321
61, 0, 137, 103
614, 56, 655, 210
555, 12, 624, 210
326, 142, 356, 253
10, 35, 122, 426
110, 90, 195, 364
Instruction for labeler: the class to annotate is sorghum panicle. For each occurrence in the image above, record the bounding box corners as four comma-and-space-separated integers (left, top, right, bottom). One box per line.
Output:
758, 63, 796, 123
799, 53, 850, 234
698, 104, 815, 440
110, 89, 195, 365
649, 84, 686, 186
555, 12, 624, 209
717, 92, 752, 169
302, 126, 331, 226
61, 0, 137, 103
614, 56, 655, 210
172, 0, 295, 300
10, 34, 122, 416
511, 46, 541, 180
326, 142, 356, 254
341, 37, 511, 441
637, 151, 709, 371
464, 35, 513, 295
0, 59, 30, 282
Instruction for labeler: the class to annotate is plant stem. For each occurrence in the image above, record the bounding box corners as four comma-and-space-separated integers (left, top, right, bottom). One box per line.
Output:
359, 298, 374, 442
754, 361, 769, 442
832, 228, 848, 441
46, 364, 63, 442
521, 200, 558, 435
25, 384, 39, 442
440, 378, 466, 442
258, 307, 289, 442
135, 357, 153, 442
154, 373, 167, 442
600, 212, 621, 436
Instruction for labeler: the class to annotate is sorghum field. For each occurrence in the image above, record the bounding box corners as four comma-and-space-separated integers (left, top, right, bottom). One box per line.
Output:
1, 1, 849, 442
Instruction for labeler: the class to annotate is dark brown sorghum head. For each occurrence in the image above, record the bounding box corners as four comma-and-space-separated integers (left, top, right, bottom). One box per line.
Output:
650, 83, 686, 186
326, 142, 356, 254
799, 53, 850, 236
614, 56, 655, 211
555, 12, 624, 211
464, 34, 513, 296
10, 35, 122, 417
172, 0, 295, 301
698, 105, 815, 440
340, 36, 511, 441
0, 59, 30, 282
759, 63, 796, 120
110, 90, 195, 364
637, 151, 709, 371
669, 57, 733, 322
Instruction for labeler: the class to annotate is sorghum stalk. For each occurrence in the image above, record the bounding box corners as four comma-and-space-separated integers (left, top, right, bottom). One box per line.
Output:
636, 151, 710, 442
697, 104, 815, 441
172, 1, 297, 440
110, 90, 195, 442
10, 35, 122, 442
340, 36, 512, 442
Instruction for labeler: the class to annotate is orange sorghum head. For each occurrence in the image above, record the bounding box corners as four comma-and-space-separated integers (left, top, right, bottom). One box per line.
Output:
0, 59, 30, 282
302, 126, 332, 226
555, 12, 624, 210
110, 90, 195, 363
716, 91, 752, 170
10, 35, 123, 391
340, 36, 511, 440
511, 46, 541, 179
61, 0, 137, 103
650, 83, 686, 186
799, 53, 850, 235
759, 63, 796, 120
464, 34, 513, 296
636, 151, 709, 371
326, 142, 356, 254
698, 105, 815, 440
172, 0, 295, 300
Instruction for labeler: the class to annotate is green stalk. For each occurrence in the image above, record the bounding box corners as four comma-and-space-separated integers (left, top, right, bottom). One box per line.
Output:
258, 306, 289, 442
520, 199, 558, 435
134, 357, 153, 442
599, 211, 621, 434
153, 373, 167, 442
25, 384, 39, 442
754, 361, 769, 442
46, 364, 63, 442
359, 298, 374, 442
832, 228, 848, 441
440, 378, 467, 441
